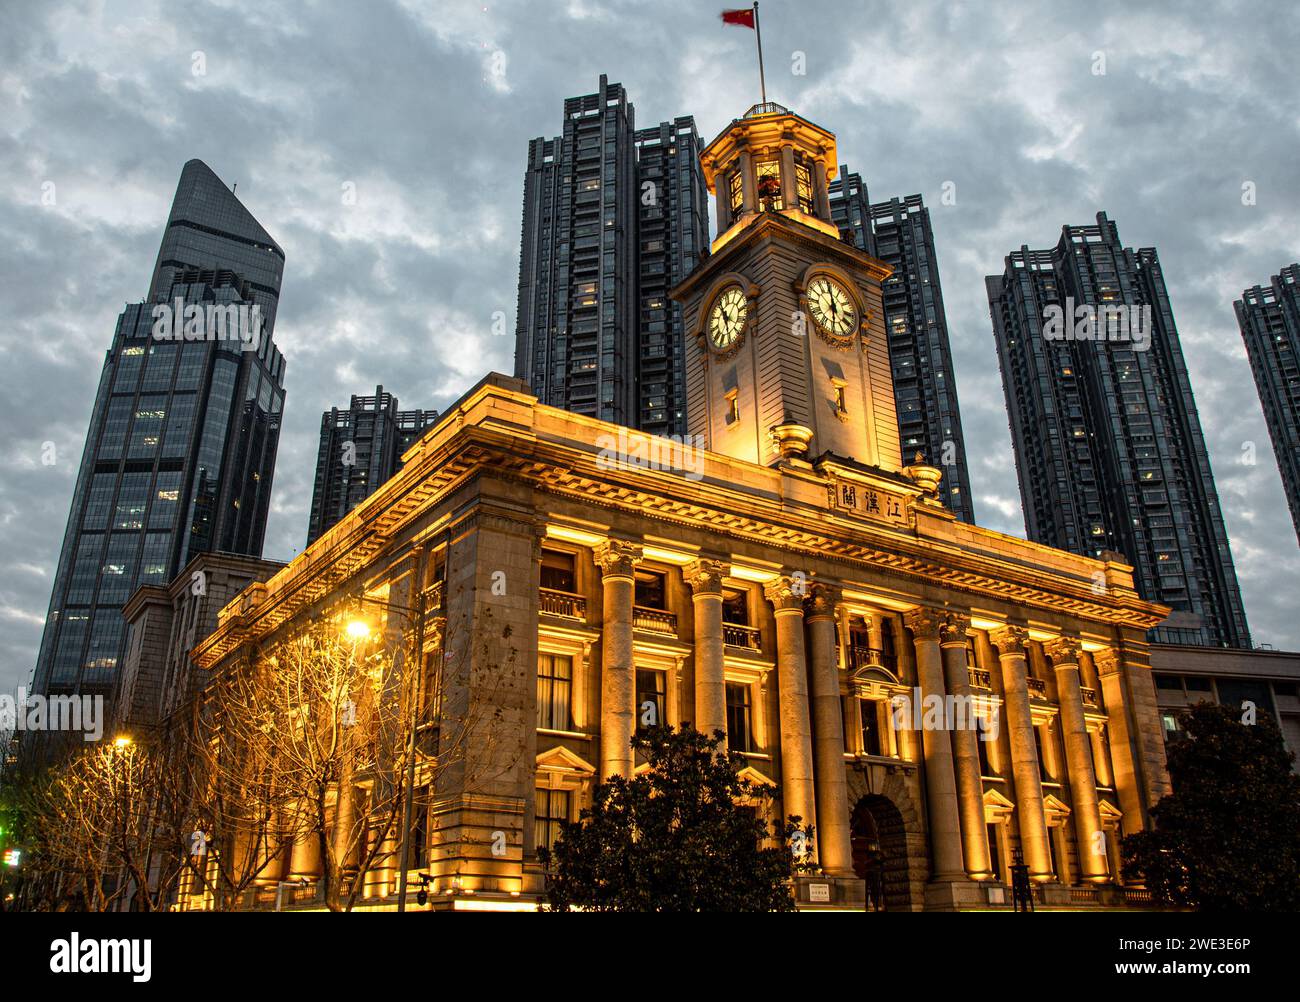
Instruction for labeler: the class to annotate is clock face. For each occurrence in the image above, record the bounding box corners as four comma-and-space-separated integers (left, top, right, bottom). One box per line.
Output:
708, 286, 748, 350
807, 275, 857, 337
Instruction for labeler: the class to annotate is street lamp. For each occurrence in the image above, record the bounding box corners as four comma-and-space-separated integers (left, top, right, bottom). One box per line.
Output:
341, 545, 429, 914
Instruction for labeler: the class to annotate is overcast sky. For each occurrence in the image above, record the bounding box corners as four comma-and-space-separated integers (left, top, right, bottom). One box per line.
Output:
3, 0, 1298, 695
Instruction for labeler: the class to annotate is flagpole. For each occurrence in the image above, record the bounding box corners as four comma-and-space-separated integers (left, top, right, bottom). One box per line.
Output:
753, 2, 767, 105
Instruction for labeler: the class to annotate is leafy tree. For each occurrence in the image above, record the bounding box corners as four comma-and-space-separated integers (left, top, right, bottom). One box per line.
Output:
540, 725, 812, 912
1122, 701, 1300, 911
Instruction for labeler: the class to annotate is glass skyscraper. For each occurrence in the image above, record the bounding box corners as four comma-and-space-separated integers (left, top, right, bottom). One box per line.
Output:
514, 76, 707, 435
1235, 263, 1300, 548
32, 159, 287, 696
987, 212, 1250, 648
828, 169, 975, 522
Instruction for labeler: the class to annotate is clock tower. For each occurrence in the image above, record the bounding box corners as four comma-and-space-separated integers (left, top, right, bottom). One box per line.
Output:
671, 103, 903, 473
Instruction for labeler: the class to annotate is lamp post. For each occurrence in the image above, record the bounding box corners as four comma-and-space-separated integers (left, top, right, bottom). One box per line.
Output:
344, 544, 428, 913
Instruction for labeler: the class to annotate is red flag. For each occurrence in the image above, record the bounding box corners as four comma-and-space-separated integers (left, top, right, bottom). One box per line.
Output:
721, 8, 755, 28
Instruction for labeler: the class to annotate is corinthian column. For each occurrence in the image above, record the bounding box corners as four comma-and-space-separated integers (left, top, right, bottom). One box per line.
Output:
595, 539, 642, 779
1046, 637, 1107, 881
804, 583, 852, 876
990, 625, 1052, 879
903, 608, 966, 881
764, 576, 817, 844
685, 558, 729, 741
940, 613, 992, 880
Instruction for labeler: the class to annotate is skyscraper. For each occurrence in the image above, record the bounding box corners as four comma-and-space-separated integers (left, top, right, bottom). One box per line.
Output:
306, 385, 439, 545
633, 117, 708, 437
829, 170, 975, 521
1235, 263, 1300, 547
514, 76, 707, 435
32, 160, 287, 697
987, 212, 1250, 648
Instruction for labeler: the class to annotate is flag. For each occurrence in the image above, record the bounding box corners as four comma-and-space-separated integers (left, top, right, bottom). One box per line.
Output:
721, 8, 755, 29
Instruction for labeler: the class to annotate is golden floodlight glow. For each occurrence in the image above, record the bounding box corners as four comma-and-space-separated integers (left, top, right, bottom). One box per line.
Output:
729, 563, 780, 584
641, 544, 696, 566
545, 524, 607, 548
345, 620, 372, 640
451, 898, 540, 912
113, 735, 132, 747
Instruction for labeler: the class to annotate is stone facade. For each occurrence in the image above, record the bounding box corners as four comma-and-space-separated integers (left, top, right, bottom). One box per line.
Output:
186, 372, 1171, 911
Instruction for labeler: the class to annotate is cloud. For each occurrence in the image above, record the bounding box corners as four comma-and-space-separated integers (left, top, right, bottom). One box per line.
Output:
1, 0, 1298, 695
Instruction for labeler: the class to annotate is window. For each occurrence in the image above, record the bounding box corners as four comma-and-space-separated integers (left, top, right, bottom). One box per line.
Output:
540, 550, 576, 592
636, 669, 665, 730
756, 160, 782, 210
722, 589, 749, 626
794, 161, 814, 213
859, 698, 882, 756
833, 381, 848, 415
634, 569, 666, 609
726, 682, 752, 752
1032, 726, 1047, 779
536, 653, 573, 731
725, 391, 739, 425
535, 788, 571, 853
409, 788, 429, 869
727, 169, 743, 215
976, 717, 994, 776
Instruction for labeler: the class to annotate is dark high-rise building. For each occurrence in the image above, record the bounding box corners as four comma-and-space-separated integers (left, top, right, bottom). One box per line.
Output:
987, 212, 1250, 648
514, 76, 707, 435
32, 160, 287, 697
1235, 263, 1300, 547
828, 169, 975, 521
633, 118, 708, 436
306, 385, 438, 545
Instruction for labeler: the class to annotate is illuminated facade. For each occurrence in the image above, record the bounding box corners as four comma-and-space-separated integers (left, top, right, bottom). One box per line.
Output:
188, 108, 1172, 911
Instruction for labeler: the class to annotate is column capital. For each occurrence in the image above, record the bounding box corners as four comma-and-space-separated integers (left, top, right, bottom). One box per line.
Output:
990, 624, 1030, 656
1044, 636, 1083, 667
939, 612, 971, 648
903, 607, 944, 641
594, 539, 642, 579
802, 581, 842, 621
764, 575, 807, 614
1092, 649, 1122, 678
684, 557, 729, 596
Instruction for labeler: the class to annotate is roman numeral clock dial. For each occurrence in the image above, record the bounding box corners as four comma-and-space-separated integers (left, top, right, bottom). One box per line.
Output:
708, 285, 748, 350
807, 275, 857, 338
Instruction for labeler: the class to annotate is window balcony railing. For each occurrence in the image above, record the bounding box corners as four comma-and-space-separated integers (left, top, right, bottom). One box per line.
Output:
421, 579, 444, 612
1080, 686, 1099, 707
633, 606, 677, 635
1025, 677, 1048, 698
723, 623, 762, 652
848, 645, 898, 673
539, 588, 586, 620
968, 668, 993, 690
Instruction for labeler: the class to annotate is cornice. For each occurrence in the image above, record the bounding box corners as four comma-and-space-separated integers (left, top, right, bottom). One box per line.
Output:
194, 400, 1168, 669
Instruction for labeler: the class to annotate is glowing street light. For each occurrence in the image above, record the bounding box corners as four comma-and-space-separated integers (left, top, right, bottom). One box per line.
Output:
345, 619, 372, 641
113, 735, 132, 748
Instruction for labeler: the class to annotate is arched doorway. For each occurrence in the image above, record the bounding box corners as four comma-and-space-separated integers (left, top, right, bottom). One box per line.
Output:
851, 795, 917, 912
